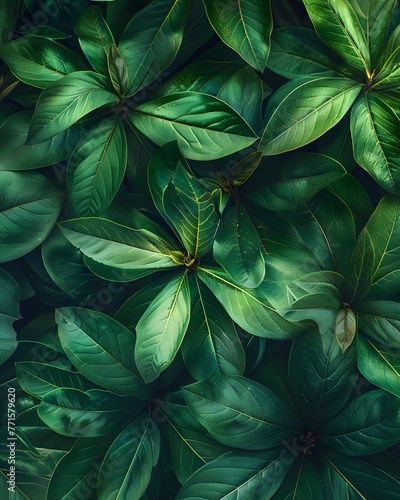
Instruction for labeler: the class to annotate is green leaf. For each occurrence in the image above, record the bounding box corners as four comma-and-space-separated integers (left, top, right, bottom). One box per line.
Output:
182, 277, 245, 380
175, 449, 295, 500
273, 458, 327, 500
68, 117, 127, 216
244, 152, 346, 211
357, 300, 400, 348
0, 111, 83, 171
0, 35, 86, 88
135, 272, 191, 383
231, 151, 263, 186
98, 413, 160, 500
107, 44, 130, 96
0, 171, 63, 263
56, 307, 150, 399
183, 375, 302, 449
289, 329, 357, 429
351, 93, 400, 194
346, 226, 374, 303
0, 0, 20, 45
118, 0, 191, 96
59, 217, 181, 271
374, 45, 400, 90
37, 388, 132, 437
75, 5, 115, 76
319, 390, 400, 455
129, 91, 257, 161
198, 266, 305, 339
27, 71, 119, 144
303, 0, 370, 73
335, 307, 357, 352
24, 0, 90, 31
203, 0, 272, 72
357, 335, 400, 399
213, 204, 265, 288
261, 77, 362, 155
0, 268, 20, 365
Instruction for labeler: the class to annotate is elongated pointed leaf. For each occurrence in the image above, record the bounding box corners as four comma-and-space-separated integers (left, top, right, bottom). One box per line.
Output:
118, 0, 191, 96
261, 77, 362, 155
357, 300, 400, 348
182, 277, 245, 380
320, 390, 400, 455
273, 458, 327, 500
213, 203, 264, 288
198, 266, 305, 339
129, 91, 257, 161
27, 71, 119, 144
203, 0, 272, 71
0, 268, 20, 365
56, 307, 150, 398
346, 227, 374, 302
183, 374, 302, 450
59, 217, 181, 270
98, 413, 160, 500
335, 307, 357, 352
107, 44, 130, 96
38, 388, 132, 437
0, 35, 86, 88
351, 93, 400, 194
175, 449, 295, 500
289, 330, 357, 429
75, 6, 115, 76
135, 272, 191, 383
0, 171, 63, 263
303, 0, 370, 72
357, 335, 400, 399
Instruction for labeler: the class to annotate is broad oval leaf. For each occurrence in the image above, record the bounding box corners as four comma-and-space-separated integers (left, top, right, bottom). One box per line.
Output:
183, 374, 302, 450
203, 0, 272, 72
213, 203, 265, 288
319, 390, 400, 456
135, 272, 191, 383
129, 91, 258, 161
27, 71, 119, 144
0, 267, 20, 365
335, 307, 357, 352
68, 117, 127, 216
98, 413, 160, 500
357, 300, 400, 348
261, 77, 362, 156
0, 171, 63, 262
56, 307, 150, 399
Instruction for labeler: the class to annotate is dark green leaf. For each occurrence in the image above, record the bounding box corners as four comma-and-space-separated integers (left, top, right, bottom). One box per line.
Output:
24, 0, 90, 31
357, 300, 400, 348
0, 0, 20, 45
0, 268, 20, 365
231, 151, 263, 186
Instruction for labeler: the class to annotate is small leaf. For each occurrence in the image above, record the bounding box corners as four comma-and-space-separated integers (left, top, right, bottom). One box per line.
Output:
107, 44, 129, 96
231, 151, 263, 186
335, 307, 357, 352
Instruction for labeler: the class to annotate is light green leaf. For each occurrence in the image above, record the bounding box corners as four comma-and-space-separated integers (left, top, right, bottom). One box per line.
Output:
56, 307, 150, 398
0, 171, 63, 263
135, 272, 191, 383
68, 117, 127, 216
0, 268, 20, 365
261, 77, 362, 155
203, 0, 272, 72
374, 45, 400, 90
335, 307, 357, 352
357, 300, 400, 348
129, 91, 258, 161
27, 71, 119, 144
107, 44, 129, 96
232, 151, 263, 186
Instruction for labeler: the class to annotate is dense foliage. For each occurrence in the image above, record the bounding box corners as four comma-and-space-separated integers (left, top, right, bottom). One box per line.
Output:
1, 0, 400, 498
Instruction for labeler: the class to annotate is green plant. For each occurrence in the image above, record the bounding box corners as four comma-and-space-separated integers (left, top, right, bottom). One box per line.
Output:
0, 0, 400, 498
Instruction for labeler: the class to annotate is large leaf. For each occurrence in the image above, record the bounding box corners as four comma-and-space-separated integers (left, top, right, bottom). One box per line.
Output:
27, 71, 119, 144
68, 117, 127, 216
357, 335, 400, 399
129, 91, 258, 161
0, 35, 86, 88
213, 203, 264, 288
134, 272, 191, 383
183, 375, 302, 450
175, 449, 295, 500
303, 0, 370, 73
289, 330, 357, 429
75, 6, 115, 76
319, 390, 400, 456
56, 307, 150, 399
351, 93, 400, 194
0, 268, 20, 365
98, 413, 160, 500
198, 266, 305, 339
37, 388, 133, 437
182, 277, 245, 380
273, 458, 327, 500
59, 217, 181, 271
261, 77, 362, 155
0, 111, 83, 171
0, 171, 63, 263
357, 300, 400, 348
203, 0, 272, 72
0, 0, 20, 45
118, 0, 191, 96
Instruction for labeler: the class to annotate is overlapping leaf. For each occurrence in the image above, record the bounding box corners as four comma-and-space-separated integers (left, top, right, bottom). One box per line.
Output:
0, 268, 20, 365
